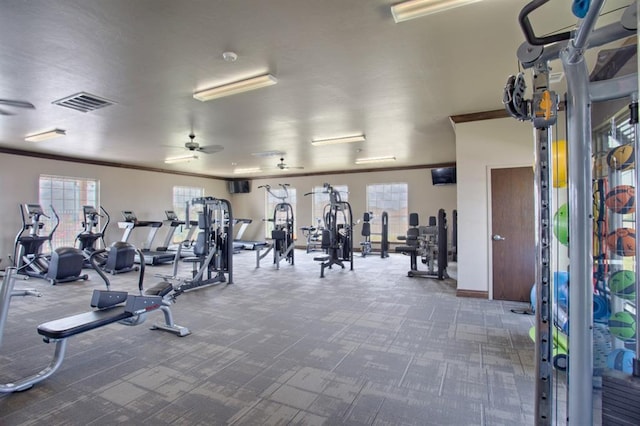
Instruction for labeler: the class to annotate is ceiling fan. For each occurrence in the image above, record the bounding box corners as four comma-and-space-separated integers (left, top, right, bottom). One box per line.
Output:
0, 99, 35, 116
276, 157, 304, 170
182, 133, 224, 154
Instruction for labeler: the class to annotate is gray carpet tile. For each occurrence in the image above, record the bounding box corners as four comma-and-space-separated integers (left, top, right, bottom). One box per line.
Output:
1, 249, 539, 425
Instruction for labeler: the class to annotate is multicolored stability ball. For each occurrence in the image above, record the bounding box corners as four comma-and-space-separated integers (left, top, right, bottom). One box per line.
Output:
607, 348, 635, 374
606, 228, 636, 257
608, 311, 636, 341
608, 269, 636, 300
604, 185, 635, 214
607, 144, 635, 171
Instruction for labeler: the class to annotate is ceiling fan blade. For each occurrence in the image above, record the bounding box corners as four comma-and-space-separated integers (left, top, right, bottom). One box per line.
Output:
0, 99, 35, 109
0, 108, 15, 115
198, 144, 224, 154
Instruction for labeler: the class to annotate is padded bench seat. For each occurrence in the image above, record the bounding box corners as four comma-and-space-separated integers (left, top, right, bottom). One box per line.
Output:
182, 256, 204, 264
37, 306, 132, 340
313, 255, 330, 262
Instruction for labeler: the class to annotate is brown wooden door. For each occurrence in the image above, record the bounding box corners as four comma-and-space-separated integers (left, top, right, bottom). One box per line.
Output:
491, 167, 536, 301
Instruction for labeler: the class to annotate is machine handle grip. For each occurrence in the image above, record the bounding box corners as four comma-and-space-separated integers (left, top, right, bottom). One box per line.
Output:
518, 0, 571, 46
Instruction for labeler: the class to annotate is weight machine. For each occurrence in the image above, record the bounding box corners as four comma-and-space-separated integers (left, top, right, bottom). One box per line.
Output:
307, 183, 354, 278
358, 210, 390, 258
256, 184, 295, 269
505, 1, 637, 423
169, 196, 234, 296
380, 211, 390, 258
396, 209, 448, 280
360, 212, 373, 257
300, 218, 323, 253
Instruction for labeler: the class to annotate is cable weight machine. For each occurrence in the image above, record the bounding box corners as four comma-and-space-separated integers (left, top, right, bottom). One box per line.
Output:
256, 184, 295, 269
306, 183, 354, 278
171, 196, 234, 296
505, 1, 637, 423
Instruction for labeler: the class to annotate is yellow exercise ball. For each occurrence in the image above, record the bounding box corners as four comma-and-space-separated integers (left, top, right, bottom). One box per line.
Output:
553, 140, 567, 188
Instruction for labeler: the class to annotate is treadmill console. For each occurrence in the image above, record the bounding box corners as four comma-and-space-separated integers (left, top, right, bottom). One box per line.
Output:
121, 211, 137, 222
165, 210, 179, 221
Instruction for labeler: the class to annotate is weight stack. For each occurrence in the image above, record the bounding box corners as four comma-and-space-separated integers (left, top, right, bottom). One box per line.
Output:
602, 369, 640, 425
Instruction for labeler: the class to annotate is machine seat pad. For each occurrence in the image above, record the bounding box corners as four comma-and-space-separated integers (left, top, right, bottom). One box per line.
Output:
182, 256, 204, 264
146, 281, 174, 297
314, 255, 330, 262
37, 307, 132, 340
395, 246, 417, 254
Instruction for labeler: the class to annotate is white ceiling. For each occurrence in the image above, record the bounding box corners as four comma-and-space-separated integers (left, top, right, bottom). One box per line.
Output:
0, 0, 634, 178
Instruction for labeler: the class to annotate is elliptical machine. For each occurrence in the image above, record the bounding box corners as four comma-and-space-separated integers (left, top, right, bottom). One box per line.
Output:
76, 205, 108, 258
75, 205, 138, 275
14, 204, 88, 285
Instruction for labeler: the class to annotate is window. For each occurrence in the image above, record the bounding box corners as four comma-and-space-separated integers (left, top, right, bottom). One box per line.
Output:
366, 183, 408, 242
39, 175, 99, 248
312, 184, 348, 226
264, 186, 297, 239
172, 186, 204, 243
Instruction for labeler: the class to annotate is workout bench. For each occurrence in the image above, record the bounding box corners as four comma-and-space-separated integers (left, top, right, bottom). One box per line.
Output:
0, 254, 189, 393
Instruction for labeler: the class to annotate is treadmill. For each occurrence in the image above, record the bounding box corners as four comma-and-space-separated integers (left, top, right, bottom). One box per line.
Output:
158, 210, 199, 257
233, 218, 269, 251
118, 211, 176, 265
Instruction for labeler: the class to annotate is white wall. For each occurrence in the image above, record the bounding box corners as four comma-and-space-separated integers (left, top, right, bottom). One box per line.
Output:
455, 118, 534, 295
0, 153, 226, 260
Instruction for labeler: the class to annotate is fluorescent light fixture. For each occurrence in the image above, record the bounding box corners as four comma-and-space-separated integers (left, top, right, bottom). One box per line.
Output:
25, 128, 66, 142
164, 153, 198, 164
233, 167, 262, 174
355, 156, 396, 165
251, 150, 285, 158
391, 0, 483, 23
311, 134, 366, 146
193, 74, 277, 102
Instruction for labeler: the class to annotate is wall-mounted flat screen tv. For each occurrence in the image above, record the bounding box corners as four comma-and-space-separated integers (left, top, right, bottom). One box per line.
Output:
228, 180, 251, 194
431, 167, 456, 185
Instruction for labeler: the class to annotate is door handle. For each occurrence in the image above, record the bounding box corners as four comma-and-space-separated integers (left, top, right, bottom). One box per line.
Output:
492, 234, 506, 241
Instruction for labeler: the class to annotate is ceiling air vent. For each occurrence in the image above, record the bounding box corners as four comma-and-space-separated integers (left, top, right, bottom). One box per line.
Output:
52, 92, 114, 113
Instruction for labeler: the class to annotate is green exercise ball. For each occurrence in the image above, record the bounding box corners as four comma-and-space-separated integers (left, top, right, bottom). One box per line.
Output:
554, 203, 569, 246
